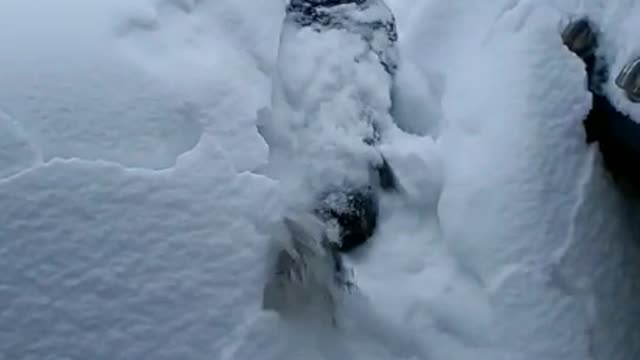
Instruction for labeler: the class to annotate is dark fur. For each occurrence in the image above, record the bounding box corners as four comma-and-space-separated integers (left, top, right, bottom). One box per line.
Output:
567, 19, 640, 192
286, 0, 399, 253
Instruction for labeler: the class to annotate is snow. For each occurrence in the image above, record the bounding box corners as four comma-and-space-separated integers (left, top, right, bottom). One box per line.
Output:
1, 0, 640, 359
259, 0, 398, 203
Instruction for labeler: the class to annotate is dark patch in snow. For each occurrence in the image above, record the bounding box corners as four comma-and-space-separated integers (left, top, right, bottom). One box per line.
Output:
563, 19, 640, 194
286, 0, 398, 74
316, 185, 379, 252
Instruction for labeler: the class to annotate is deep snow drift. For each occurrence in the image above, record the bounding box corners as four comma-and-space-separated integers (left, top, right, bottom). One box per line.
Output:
1, 0, 640, 359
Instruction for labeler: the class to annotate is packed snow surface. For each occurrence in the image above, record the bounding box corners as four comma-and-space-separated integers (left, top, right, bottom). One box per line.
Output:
2, 0, 640, 359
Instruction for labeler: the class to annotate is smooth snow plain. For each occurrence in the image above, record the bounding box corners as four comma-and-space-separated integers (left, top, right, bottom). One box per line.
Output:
1, 0, 640, 359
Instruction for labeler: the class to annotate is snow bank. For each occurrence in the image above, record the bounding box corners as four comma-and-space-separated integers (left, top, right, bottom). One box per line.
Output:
401, 0, 640, 358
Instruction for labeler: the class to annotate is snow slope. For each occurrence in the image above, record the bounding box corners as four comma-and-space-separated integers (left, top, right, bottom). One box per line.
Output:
1, 0, 640, 359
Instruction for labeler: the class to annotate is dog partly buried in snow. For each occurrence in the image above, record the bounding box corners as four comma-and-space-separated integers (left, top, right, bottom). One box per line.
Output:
260, 0, 400, 322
